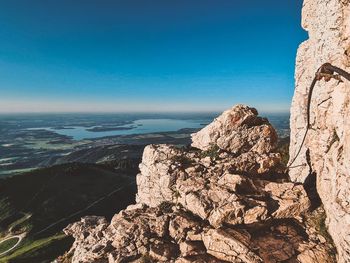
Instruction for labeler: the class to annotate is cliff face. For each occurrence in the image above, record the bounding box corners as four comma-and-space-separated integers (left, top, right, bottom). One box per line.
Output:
289, 0, 350, 261
60, 105, 334, 263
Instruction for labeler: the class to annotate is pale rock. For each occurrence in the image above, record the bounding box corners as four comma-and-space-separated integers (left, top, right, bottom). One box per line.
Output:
217, 172, 244, 191
168, 214, 200, 242
242, 204, 268, 224
202, 229, 262, 263
191, 105, 278, 155
175, 255, 228, 263
179, 241, 206, 257
135, 139, 309, 229
297, 242, 334, 263
136, 144, 180, 207
200, 156, 212, 168
63, 216, 110, 263
289, 0, 350, 261
136, 105, 284, 210
227, 151, 281, 174
178, 192, 210, 220
264, 182, 310, 218
60, 102, 332, 263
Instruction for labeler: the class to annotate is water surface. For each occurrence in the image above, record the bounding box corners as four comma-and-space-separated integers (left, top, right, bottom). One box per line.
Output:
29, 118, 207, 140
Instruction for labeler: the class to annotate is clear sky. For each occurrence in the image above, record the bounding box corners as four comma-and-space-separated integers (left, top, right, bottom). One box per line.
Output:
0, 0, 307, 113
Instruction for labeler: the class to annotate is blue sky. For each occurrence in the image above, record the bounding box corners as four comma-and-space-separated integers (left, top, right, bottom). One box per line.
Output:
0, 0, 307, 113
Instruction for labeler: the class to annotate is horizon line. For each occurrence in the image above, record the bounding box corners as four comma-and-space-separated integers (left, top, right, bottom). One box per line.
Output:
0, 110, 291, 115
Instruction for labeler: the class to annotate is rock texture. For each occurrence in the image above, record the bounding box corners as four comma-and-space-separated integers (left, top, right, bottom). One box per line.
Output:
60, 105, 334, 263
191, 105, 278, 155
289, 0, 350, 262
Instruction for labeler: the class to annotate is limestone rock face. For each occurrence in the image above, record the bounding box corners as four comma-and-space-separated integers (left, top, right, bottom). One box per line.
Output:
289, 0, 350, 261
191, 104, 278, 155
136, 143, 309, 228
61, 104, 333, 263
136, 144, 181, 206
62, 216, 111, 263
62, 205, 332, 263
202, 229, 262, 263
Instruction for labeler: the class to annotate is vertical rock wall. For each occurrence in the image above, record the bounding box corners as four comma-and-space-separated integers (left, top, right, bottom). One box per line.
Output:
289, 0, 350, 261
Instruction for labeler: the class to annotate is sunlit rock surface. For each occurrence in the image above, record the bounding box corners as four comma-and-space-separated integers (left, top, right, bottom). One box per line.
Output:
60, 105, 333, 263
289, 0, 350, 261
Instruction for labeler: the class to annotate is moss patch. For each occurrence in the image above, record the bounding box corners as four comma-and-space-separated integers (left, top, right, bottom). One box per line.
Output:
276, 137, 290, 167
200, 144, 220, 160
307, 207, 337, 260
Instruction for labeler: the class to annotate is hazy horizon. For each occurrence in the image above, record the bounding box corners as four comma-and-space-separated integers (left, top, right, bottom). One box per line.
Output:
0, 102, 289, 115
0, 0, 306, 113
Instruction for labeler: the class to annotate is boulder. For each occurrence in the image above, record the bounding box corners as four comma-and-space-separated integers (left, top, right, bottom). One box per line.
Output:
191, 104, 277, 155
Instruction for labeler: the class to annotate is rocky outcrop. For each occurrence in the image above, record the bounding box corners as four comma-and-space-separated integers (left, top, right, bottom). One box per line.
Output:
135, 144, 308, 228
289, 0, 350, 262
62, 205, 333, 263
60, 105, 334, 263
62, 216, 111, 263
191, 104, 278, 155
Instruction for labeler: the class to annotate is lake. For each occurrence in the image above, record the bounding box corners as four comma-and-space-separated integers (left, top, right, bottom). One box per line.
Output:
28, 118, 208, 140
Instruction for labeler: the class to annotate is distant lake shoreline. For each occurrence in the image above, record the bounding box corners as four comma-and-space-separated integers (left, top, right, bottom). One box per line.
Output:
26, 118, 209, 140
0, 113, 290, 178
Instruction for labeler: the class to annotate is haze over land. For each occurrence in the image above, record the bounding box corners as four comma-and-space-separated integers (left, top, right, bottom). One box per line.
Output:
0, 112, 290, 178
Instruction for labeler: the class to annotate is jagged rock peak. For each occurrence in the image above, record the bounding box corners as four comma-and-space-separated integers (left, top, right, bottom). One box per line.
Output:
136, 104, 282, 209
191, 104, 278, 155
59, 104, 334, 263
